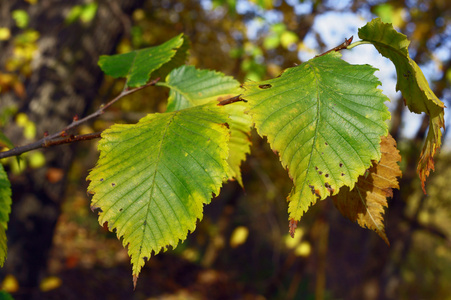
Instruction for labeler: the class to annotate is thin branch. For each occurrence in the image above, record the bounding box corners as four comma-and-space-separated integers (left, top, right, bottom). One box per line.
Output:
44, 132, 102, 147
0, 78, 159, 160
1, 140, 46, 159
315, 36, 354, 57
51, 78, 160, 140
0, 132, 102, 159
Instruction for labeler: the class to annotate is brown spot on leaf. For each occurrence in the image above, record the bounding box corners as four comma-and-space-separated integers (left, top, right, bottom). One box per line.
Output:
309, 184, 315, 194
339, 163, 343, 167
111, 183, 116, 187
259, 84, 272, 89
325, 182, 334, 194
318, 171, 323, 175
341, 173, 345, 176
102, 222, 109, 230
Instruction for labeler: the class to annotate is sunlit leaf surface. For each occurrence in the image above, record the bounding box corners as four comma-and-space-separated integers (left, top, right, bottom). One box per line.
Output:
87, 102, 230, 284
244, 52, 390, 221
161, 65, 252, 185
98, 34, 187, 88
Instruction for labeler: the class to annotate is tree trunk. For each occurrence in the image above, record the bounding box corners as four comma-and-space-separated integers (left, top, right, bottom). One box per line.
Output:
0, 1, 142, 298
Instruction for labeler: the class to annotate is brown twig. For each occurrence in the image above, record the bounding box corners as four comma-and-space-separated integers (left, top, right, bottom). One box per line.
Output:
0, 132, 102, 159
217, 94, 246, 106
0, 78, 160, 159
315, 36, 354, 57
43, 132, 102, 147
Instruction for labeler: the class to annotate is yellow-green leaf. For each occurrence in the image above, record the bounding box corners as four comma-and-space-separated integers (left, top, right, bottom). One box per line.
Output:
0, 164, 12, 267
243, 52, 390, 222
161, 65, 252, 185
161, 65, 241, 112
87, 102, 230, 286
98, 34, 187, 88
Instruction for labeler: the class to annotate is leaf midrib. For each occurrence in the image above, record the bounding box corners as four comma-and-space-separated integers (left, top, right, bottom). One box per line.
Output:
136, 112, 178, 261
296, 63, 321, 202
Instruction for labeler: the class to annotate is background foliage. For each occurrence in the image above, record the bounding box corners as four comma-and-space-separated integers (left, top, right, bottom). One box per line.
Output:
1, 0, 451, 299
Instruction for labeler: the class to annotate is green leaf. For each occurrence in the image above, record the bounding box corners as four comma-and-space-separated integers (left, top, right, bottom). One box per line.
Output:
0, 131, 14, 149
161, 65, 252, 185
87, 102, 230, 284
162, 65, 242, 112
358, 18, 445, 193
0, 164, 11, 226
243, 52, 390, 221
0, 164, 12, 267
98, 34, 187, 88
152, 36, 190, 81
223, 102, 252, 186
0, 226, 6, 268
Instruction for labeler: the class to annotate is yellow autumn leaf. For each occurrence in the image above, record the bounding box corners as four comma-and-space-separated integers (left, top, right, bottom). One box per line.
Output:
332, 134, 402, 244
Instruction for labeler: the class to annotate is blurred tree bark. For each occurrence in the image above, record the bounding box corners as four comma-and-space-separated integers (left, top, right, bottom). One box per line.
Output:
0, 0, 142, 298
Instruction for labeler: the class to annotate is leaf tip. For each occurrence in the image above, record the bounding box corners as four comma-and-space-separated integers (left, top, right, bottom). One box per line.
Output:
417, 116, 443, 194
90, 204, 102, 213
381, 233, 390, 246
289, 218, 298, 238
133, 274, 138, 290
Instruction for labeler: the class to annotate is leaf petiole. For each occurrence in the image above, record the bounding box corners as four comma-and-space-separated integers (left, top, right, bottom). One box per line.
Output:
346, 40, 373, 50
